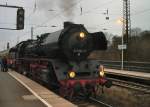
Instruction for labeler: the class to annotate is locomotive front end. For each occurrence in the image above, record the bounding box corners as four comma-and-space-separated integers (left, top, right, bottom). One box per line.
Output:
58, 61, 112, 98
59, 23, 93, 61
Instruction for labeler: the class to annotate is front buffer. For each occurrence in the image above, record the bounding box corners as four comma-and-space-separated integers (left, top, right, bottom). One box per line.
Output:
59, 65, 112, 99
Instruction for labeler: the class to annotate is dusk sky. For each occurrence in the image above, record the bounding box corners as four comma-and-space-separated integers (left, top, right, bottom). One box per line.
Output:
0, 0, 150, 51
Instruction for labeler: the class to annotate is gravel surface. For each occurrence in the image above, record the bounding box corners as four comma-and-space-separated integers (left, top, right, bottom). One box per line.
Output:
96, 85, 150, 107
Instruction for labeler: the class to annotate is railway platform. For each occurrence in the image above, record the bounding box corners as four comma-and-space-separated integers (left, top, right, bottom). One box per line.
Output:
105, 68, 150, 80
0, 70, 76, 107
0, 71, 46, 107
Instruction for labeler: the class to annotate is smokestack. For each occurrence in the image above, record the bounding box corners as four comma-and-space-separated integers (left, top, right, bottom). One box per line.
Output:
64, 21, 74, 28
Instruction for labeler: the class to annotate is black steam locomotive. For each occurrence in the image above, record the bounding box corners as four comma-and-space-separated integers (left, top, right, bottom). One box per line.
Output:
9, 22, 112, 98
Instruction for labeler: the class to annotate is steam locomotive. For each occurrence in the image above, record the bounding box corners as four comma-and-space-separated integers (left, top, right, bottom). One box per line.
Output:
9, 22, 112, 98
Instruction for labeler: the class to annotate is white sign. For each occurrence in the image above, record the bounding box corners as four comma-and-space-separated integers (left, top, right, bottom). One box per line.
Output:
118, 44, 127, 50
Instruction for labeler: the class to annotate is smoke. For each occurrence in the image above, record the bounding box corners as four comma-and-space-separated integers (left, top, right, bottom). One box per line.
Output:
37, 0, 77, 21
58, 0, 76, 20
37, 0, 55, 17
37, 0, 54, 11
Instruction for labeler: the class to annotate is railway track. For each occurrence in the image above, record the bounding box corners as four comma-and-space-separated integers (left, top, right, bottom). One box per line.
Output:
97, 60, 150, 73
49, 85, 113, 107
72, 96, 113, 107
89, 97, 113, 107
109, 78, 150, 93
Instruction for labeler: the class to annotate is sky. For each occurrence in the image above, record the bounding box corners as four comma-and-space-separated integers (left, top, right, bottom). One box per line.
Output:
0, 0, 150, 51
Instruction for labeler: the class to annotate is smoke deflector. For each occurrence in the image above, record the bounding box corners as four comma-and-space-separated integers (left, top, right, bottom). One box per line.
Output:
90, 32, 107, 50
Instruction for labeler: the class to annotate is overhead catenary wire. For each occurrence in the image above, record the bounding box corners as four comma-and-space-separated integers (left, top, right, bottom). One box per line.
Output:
22, 0, 119, 29
20, 0, 121, 38
36, 0, 120, 31
132, 8, 150, 16
81, 0, 118, 16
85, 7, 150, 32
19, 1, 150, 38
34, 0, 150, 30
99, 7, 150, 25
17, 0, 85, 42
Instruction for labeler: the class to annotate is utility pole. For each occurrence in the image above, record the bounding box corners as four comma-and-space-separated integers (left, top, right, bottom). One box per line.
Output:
31, 26, 48, 39
122, 0, 131, 69
31, 27, 34, 39
7, 42, 9, 50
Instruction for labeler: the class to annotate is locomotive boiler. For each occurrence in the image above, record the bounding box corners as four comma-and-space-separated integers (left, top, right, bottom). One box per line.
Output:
9, 22, 112, 98
19, 22, 107, 61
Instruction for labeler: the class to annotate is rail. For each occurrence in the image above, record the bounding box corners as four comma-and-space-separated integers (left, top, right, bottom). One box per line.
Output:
97, 60, 150, 73
109, 78, 150, 93
89, 97, 113, 107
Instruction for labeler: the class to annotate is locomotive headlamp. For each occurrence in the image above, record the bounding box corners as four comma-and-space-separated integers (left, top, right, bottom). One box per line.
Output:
79, 32, 85, 38
99, 65, 105, 77
100, 71, 105, 77
69, 71, 76, 78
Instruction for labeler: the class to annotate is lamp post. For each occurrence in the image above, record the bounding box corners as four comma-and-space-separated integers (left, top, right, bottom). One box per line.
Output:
121, 28, 124, 70
117, 18, 124, 70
